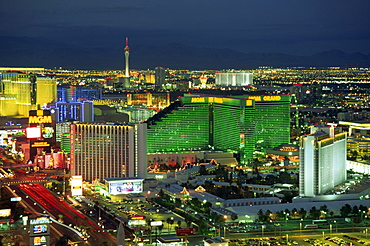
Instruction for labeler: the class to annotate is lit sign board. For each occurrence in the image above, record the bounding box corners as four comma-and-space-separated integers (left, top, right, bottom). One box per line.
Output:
248, 96, 282, 101
191, 97, 205, 103
31, 142, 50, 148
248, 96, 262, 101
279, 146, 298, 152
0, 209, 11, 217
150, 221, 163, 226
29, 116, 52, 124
71, 175, 83, 196
108, 179, 143, 195
263, 95, 281, 101
33, 225, 48, 234
30, 217, 50, 225
33, 236, 47, 246
208, 97, 223, 103
176, 228, 196, 236
10, 197, 21, 202
30, 216, 50, 245
130, 216, 145, 220
128, 216, 146, 227
42, 127, 54, 139
26, 127, 41, 139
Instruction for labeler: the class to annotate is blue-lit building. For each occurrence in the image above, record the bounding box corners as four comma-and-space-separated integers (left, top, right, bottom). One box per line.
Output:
57, 85, 102, 102
45, 101, 94, 123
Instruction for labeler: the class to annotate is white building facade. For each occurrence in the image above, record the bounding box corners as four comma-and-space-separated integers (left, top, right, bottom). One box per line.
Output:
299, 126, 347, 197
70, 122, 147, 181
215, 72, 253, 86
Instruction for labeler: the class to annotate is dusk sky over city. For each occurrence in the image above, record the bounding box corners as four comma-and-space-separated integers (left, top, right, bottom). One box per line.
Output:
1, 0, 369, 56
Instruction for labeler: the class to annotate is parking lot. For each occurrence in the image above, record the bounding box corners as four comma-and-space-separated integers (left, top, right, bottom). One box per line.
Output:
227, 234, 370, 246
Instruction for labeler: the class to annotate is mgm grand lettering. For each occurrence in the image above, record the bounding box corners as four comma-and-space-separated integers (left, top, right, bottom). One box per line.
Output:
248, 96, 282, 101
263, 96, 282, 101
191, 97, 205, 103
248, 96, 261, 101
29, 115, 52, 124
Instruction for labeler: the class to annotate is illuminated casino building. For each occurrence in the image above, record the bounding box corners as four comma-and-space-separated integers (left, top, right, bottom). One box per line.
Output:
126, 92, 170, 108
299, 125, 347, 197
70, 122, 147, 181
57, 85, 102, 102
46, 101, 94, 122
146, 94, 290, 163
215, 72, 253, 86
0, 70, 56, 117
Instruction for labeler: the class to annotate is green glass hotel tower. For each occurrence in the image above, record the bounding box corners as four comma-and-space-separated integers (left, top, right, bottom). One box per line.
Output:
146, 94, 290, 163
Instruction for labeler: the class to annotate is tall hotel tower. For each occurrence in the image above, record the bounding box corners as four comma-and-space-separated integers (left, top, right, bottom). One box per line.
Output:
70, 123, 147, 181
299, 125, 347, 197
116, 37, 131, 88
124, 37, 130, 77
146, 94, 290, 163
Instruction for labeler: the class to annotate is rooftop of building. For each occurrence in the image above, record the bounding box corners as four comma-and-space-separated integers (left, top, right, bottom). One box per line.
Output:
204, 237, 228, 244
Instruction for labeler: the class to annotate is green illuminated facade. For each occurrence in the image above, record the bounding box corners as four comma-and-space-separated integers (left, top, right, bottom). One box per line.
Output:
146, 94, 290, 163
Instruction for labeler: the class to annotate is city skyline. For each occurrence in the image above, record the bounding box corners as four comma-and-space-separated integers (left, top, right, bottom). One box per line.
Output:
0, 0, 369, 70
1, 67, 370, 244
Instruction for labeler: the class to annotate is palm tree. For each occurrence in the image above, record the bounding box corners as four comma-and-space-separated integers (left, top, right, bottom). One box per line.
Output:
166, 217, 174, 232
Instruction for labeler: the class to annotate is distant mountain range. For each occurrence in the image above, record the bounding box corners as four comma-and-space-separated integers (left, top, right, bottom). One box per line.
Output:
0, 36, 369, 70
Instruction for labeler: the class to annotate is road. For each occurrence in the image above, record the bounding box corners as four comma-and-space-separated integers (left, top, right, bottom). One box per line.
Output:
7, 171, 117, 245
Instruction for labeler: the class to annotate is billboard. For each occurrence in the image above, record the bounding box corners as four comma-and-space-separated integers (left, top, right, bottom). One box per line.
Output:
33, 236, 48, 246
26, 127, 41, 139
29, 215, 50, 246
33, 224, 48, 234
176, 228, 196, 236
29, 110, 56, 158
108, 179, 143, 195
70, 175, 83, 196
0, 209, 11, 217
128, 216, 146, 227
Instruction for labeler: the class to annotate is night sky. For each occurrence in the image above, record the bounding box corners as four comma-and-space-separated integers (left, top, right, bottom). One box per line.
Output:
1, 0, 369, 56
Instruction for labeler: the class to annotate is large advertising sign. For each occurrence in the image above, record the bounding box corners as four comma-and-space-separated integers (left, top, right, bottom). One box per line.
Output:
176, 228, 196, 236
33, 236, 48, 246
71, 175, 83, 196
108, 179, 143, 195
26, 127, 41, 139
29, 216, 50, 246
29, 110, 55, 158
33, 224, 48, 234
0, 209, 11, 217
128, 216, 146, 227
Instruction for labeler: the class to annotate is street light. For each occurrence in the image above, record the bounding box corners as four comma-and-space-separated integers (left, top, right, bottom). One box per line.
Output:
330, 224, 332, 235
334, 220, 337, 233
223, 215, 228, 237
262, 225, 265, 237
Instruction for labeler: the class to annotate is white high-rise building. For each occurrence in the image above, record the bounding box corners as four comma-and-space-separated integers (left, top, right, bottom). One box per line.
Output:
70, 122, 147, 181
215, 72, 253, 86
299, 126, 347, 197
